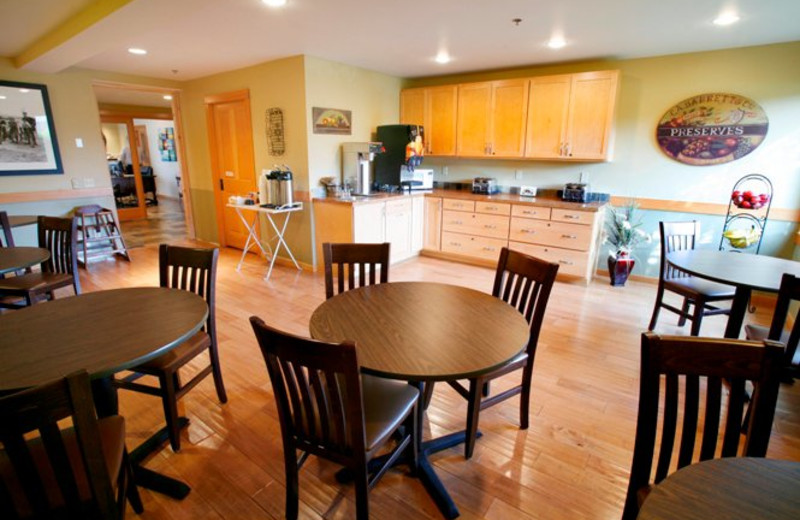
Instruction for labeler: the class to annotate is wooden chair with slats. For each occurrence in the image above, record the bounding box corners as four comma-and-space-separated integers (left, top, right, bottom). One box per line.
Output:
745, 273, 800, 381
114, 244, 227, 452
0, 370, 143, 519
648, 221, 735, 335
250, 318, 419, 520
622, 332, 783, 520
323, 242, 390, 299
0, 216, 81, 308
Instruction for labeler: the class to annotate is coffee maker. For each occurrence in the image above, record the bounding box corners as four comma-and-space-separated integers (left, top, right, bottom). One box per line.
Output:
341, 142, 384, 196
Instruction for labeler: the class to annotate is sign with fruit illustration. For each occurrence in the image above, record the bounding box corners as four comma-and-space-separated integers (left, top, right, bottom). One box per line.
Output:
656, 93, 768, 166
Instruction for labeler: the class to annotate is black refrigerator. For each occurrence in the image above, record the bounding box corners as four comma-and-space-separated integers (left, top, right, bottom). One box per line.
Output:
374, 124, 424, 188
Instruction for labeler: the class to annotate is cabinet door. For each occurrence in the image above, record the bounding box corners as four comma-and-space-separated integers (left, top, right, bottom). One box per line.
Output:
427, 86, 458, 156
400, 88, 425, 126
525, 75, 571, 158
456, 82, 491, 156
489, 79, 529, 157
411, 196, 425, 252
565, 70, 619, 160
385, 199, 412, 263
353, 203, 385, 243
423, 197, 442, 250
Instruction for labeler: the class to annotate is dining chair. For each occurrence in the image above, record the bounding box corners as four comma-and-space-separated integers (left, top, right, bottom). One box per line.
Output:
323, 242, 390, 299
0, 216, 81, 308
0, 211, 14, 248
622, 332, 782, 520
745, 273, 800, 381
648, 221, 735, 335
432, 247, 559, 459
250, 317, 418, 520
0, 370, 143, 519
114, 244, 227, 452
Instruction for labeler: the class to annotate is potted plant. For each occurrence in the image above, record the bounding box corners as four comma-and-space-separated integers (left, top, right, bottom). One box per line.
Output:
605, 200, 649, 286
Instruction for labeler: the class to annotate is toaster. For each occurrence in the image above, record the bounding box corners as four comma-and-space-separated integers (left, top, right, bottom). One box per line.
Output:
472, 177, 499, 195
562, 183, 590, 202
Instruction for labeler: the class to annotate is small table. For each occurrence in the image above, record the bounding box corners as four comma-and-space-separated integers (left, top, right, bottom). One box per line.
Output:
227, 203, 303, 280
0, 287, 208, 499
667, 250, 800, 338
310, 282, 530, 519
0, 246, 49, 275
638, 458, 800, 519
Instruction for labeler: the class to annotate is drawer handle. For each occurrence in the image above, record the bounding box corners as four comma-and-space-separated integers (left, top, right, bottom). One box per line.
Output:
522, 210, 533, 214
450, 220, 463, 225
563, 214, 579, 219
486, 206, 498, 210
558, 260, 574, 265
484, 224, 497, 229
562, 234, 577, 239
449, 242, 462, 247
483, 247, 496, 251
520, 229, 535, 234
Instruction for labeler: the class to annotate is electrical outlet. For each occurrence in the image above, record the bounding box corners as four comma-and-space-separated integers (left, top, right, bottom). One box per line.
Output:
84, 177, 96, 188
515, 169, 523, 180
519, 186, 538, 197
442, 166, 449, 177
71, 178, 83, 189
75, 138, 84, 148
580, 171, 589, 184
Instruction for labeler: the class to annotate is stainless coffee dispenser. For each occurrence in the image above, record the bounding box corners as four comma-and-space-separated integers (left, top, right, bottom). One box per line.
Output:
341, 142, 383, 196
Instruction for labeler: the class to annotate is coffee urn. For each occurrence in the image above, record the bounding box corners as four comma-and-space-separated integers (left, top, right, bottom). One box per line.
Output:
264, 166, 294, 208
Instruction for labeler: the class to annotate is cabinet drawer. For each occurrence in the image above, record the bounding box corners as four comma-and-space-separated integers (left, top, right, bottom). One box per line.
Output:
509, 219, 592, 250
509, 242, 589, 278
551, 208, 593, 225
385, 198, 412, 216
442, 199, 475, 212
442, 210, 509, 239
442, 232, 506, 262
475, 201, 511, 216
511, 205, 551, 220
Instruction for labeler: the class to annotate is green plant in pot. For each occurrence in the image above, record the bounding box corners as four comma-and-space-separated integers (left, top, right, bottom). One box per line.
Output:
605, 200, 649, 286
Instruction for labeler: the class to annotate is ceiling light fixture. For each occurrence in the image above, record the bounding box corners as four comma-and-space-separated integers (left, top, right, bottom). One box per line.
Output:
546, 37, 566, 50
262, 0, 287, 6
128, 48, 147, 55
0, 95, 6, 99
713, 12, 740, 26
163, 95, 173, 100
18, 89, 30, 93
435, 52, 451, 64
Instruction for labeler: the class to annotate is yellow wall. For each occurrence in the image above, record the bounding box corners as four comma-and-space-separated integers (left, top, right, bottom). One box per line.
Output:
404, 41, 800, 213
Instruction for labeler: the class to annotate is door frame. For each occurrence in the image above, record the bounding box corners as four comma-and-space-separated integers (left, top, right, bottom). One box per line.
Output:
100, 115, 146, 221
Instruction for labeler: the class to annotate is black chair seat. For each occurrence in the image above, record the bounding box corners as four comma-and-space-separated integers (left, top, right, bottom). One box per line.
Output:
0, 271, 74, 292
137, 331, 211, 372
664, 276, 736, 300
362, 375, 419, 451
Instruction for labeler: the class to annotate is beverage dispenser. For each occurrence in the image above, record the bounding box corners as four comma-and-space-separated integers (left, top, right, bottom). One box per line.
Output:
341, 142, 384, 196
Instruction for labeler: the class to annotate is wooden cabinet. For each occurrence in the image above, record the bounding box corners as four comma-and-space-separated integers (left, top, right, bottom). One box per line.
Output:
439, 198, 510, 263
385, 199, 413, 264
525, 70, 619, 161
423, 197, 442, 251
353, 203, 385, 244
456, 80, 528, 158
400, 86, 457, 156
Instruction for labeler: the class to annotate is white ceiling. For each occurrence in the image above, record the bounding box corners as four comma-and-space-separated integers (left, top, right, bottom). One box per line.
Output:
2, 0, 799, 82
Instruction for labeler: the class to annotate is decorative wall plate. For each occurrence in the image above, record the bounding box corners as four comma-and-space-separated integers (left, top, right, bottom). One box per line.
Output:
656, 93, 768, 166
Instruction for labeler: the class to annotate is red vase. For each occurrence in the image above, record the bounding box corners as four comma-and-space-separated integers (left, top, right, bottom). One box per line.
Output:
608, 251, 635, 286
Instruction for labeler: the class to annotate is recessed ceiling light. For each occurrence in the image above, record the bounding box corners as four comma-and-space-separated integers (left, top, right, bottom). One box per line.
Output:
0, 95, 6, 99
435, 52, 451, 64
713, 12, 740, 26
18, 89, 30, 93
262, 0, 287, 6
546, 37, 566, 50
163, 95, 173, 100
128, 48, 147, 55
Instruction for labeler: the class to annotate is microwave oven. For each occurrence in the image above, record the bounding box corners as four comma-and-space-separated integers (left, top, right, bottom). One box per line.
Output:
400, 167, 434, 190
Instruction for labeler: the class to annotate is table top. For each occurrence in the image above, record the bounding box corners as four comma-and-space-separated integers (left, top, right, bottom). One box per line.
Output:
309, 282, 530, 381
667, 250, 800, 292
0, 287, 208, 391
637, 457, 800, 520
8, 215, 38, 228
0, 246, 50, 275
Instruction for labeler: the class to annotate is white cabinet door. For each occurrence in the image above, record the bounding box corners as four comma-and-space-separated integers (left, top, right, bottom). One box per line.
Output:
353, 203, 385, 243
385, 199, 412, 263
411, 196, 425, 253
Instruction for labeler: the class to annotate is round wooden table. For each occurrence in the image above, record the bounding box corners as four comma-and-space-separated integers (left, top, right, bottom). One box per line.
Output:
0, 246, 49, 275
667, 250, 800, 338
638, 458, 800, 519
310, 282, 530, 519
0, 286, 208, 499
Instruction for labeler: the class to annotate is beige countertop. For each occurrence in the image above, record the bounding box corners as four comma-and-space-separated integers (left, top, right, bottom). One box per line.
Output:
313, 189, 607, 212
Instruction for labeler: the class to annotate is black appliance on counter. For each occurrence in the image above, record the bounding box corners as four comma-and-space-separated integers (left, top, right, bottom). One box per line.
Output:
561, 183, 590, 202
374, 124, 424, 189
472, 177, 499, 194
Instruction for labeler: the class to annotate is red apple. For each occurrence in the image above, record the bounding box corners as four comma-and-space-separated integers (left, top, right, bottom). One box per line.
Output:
732, 190, 741, 199
752, 202, 762, 209
743, 190, 754, 199
740, 200, 752, 209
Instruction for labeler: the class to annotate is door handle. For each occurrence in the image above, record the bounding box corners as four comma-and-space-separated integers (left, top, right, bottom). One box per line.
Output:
220, 179, 225, 191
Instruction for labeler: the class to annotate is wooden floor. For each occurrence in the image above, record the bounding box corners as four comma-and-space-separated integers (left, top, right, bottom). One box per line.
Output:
74, 245, 800, 520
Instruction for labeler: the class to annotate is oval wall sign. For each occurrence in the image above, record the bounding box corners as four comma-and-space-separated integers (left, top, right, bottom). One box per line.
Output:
656, 93, 768, 166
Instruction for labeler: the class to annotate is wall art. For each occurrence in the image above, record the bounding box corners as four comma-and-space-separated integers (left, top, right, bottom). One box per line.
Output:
312, 107, 351, 135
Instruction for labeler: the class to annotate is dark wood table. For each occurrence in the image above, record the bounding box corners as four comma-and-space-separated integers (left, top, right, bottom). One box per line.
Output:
0, 246, 49, 275
667, 250, 800, 338
638, 458, 800, 519
0, 287, 208, 499
310, 282, 530, 519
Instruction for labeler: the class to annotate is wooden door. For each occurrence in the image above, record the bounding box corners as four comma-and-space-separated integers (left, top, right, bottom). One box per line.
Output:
566, 70, 619, 160
205, 90, 256, 249
456, 82, 491, 157
427, 86, 457, 156
525, 75, 571, 159
489, 79, 529, 157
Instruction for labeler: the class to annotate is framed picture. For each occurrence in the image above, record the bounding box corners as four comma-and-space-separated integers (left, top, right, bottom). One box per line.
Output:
0, 80, 63, 175
312, 107, 352, 135
158, 127, 177, 161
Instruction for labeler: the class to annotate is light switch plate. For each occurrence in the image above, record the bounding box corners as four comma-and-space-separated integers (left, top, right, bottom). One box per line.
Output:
520, 186, 537, 197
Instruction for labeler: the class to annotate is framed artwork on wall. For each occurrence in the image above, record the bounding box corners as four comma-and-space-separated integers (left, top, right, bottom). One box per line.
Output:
0, 80, 63, 175
158, 127, 177, 161
312, 107, 352, 135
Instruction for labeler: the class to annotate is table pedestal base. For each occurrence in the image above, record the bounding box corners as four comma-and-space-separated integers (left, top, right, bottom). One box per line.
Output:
130, 416, 192, 499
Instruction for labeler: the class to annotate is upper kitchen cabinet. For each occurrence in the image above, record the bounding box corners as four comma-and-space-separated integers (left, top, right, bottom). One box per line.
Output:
525, 70, 619, 161
456, 79, 529, 158
400, 86, 457, 156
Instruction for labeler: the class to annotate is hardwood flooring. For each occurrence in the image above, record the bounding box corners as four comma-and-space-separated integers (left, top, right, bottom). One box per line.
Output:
73, 244, 799, 519
118, 197, 188, 249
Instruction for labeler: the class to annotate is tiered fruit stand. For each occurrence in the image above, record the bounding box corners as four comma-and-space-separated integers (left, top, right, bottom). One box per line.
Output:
719, 174, 772, 254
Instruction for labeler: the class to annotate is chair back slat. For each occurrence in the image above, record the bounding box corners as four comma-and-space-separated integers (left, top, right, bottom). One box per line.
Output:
38, 216, 78, 280
0, 211, 14, 248
251, 318, 366, 462
159, 244, 218, 335
623, 333, 783, 520
323, 242, 390, 300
